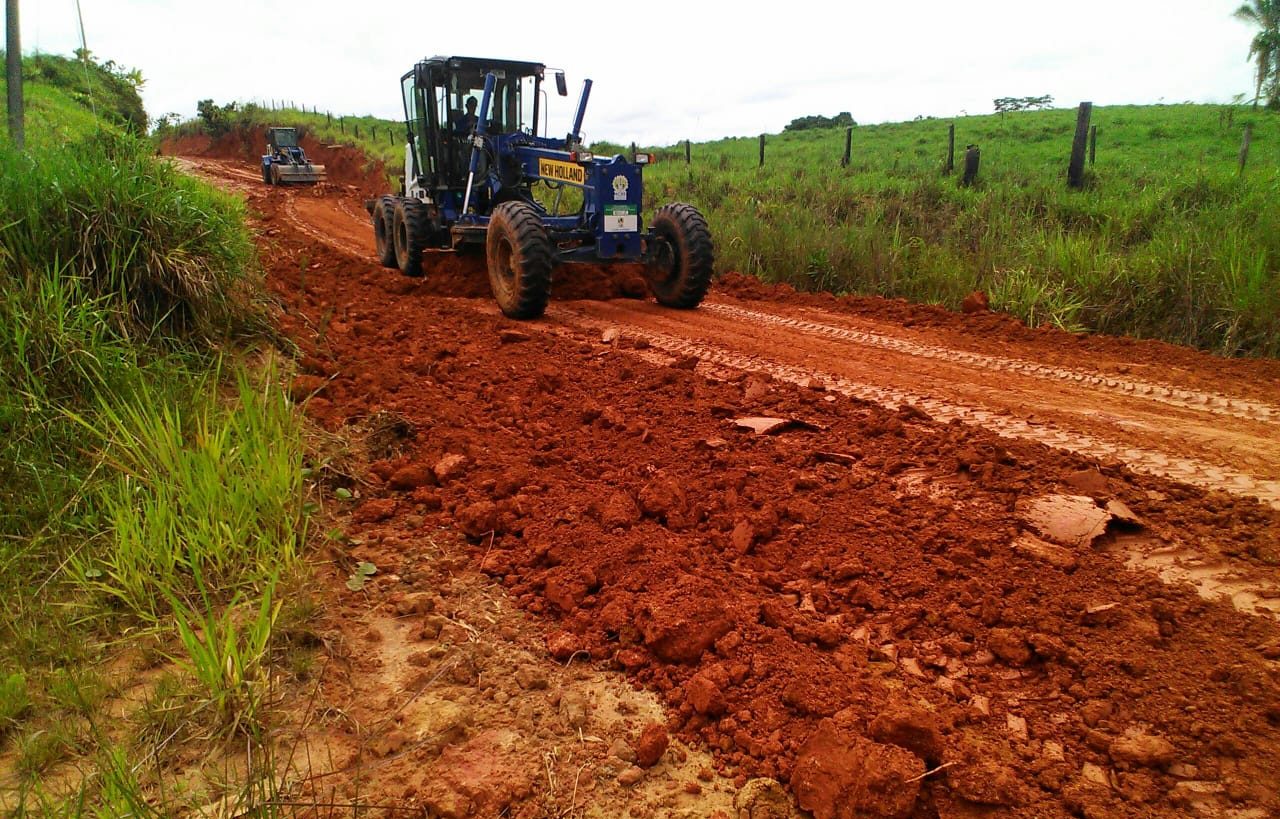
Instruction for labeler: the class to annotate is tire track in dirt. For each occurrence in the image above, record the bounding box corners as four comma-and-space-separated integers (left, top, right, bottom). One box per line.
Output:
282, 195, 370, 258
704, 302, 1280, 426
548, 305, 1280, 510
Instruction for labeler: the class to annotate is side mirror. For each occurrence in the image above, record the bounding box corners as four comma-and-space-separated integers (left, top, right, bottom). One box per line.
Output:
555, 72, 568, 97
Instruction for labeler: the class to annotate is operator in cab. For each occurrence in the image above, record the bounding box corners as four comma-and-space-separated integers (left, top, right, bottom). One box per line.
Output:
453, 96, 479, 135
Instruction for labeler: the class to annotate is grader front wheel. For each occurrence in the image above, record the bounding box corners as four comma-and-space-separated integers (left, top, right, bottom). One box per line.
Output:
645, 203, 714, 309
374, 195, 398, 268
486, 201, 553, 319
393, 198, 429, 277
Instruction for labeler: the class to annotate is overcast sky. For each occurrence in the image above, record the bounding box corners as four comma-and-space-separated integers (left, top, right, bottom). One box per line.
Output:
19, 1, 1262, 145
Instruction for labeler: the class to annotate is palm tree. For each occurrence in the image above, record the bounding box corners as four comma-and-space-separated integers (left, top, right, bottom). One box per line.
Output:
1234, 1, 1280, 108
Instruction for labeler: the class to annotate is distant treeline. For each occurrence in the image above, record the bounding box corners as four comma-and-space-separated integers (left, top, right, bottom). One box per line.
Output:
785, 112, 856, 132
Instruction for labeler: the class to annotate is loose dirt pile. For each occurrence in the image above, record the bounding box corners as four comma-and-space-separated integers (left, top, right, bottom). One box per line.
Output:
184, 153, 1280, 818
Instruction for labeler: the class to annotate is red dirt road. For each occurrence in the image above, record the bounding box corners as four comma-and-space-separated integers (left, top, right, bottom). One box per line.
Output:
174, 148, 1280, 818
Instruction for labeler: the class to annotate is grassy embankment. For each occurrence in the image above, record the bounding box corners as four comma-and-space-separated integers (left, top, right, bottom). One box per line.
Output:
2, 54, 309, 813
182, 100, 1280, 356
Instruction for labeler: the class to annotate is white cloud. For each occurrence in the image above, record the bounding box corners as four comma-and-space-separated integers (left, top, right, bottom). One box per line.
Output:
19, 0, 1260, 145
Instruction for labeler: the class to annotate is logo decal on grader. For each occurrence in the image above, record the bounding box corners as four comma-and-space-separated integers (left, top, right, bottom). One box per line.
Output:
538, 158, 586, 185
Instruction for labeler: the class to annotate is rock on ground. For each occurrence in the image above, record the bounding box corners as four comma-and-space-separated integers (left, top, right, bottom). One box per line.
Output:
633, 721, 669, 768
790, 719, 924, 819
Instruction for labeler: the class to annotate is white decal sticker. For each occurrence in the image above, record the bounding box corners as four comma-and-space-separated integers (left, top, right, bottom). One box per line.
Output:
612, 175, 629, 201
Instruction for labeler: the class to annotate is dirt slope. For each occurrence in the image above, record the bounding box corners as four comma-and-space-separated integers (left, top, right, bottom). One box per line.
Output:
172, 152, 1280, 819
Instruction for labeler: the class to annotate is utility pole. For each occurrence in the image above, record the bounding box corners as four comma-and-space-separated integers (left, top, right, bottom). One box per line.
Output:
6, 0, 22, 148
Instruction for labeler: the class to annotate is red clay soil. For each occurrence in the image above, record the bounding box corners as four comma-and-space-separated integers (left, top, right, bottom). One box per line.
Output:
187, 151, 1280, 817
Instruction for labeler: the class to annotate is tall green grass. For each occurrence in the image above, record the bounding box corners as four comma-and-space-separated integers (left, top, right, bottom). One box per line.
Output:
1, 132, 261, 338
1, 127, 307, 805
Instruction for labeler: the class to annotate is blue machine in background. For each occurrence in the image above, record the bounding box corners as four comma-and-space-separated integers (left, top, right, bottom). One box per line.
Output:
261, 127, 326, 185
366, 55, 713, 319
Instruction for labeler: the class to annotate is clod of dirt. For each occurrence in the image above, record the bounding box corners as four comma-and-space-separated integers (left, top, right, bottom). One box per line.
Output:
947, 759, 1028, 806
394, 592, 437, 616
559, 690, 590, 729
733, 777, 792, 818
1011, 532, 1078, 570
512, 664, 548, 690
961, 290, 990, 314
601, 327, 620, 344
601, 491, 641, 530
1016, 494, 1112, 548
743, 377, 771, 402
617, 765, 646, 786
353, 498, 396, 524
388, 463, 435, 490
638, 473, 688, 524
289, 373, 328, 401
868, 706, 945, 765
433, 453, 470, 483
1109, 729, 1177, 769
633, 722, 669, 768
544, 630, 580, 661
790, 719, 924, 819
731, 520, 755, 554
636, 582, 734, 663
685, 669, 728, 716
987, 628, 1034, 666
457, 500, 499, 538
610, 737, 637, 763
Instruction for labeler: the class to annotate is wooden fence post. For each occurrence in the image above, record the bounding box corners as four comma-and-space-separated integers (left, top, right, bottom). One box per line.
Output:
945, 123, 955, 174
685, 139, 691, 164
1089, 125, 1097, 165
389, 128, 394, 146
961, 144, 980, 187
1068, 101, 1093, 189
326, 111, 331, 125
355, 124, 360, 139
630, 142, 637, 162
758, 134, 765, 167
340, 117, 345, 134
1239, 124, 1253, 174
842, 126, 852, 168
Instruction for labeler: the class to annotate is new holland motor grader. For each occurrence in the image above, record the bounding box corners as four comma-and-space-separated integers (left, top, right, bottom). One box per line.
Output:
368, 55, 714, 319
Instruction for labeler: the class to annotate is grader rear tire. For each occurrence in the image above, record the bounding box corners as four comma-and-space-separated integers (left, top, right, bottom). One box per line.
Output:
374, 195, 398, 268
393, 198, 429, 277
645, 203, 714, 309
486, 201, 553, 319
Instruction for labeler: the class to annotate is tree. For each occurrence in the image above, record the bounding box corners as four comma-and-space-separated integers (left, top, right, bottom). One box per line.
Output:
1234, 1, 1280, 108
783, 112, 856, 132
993, 95, 1054, 115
